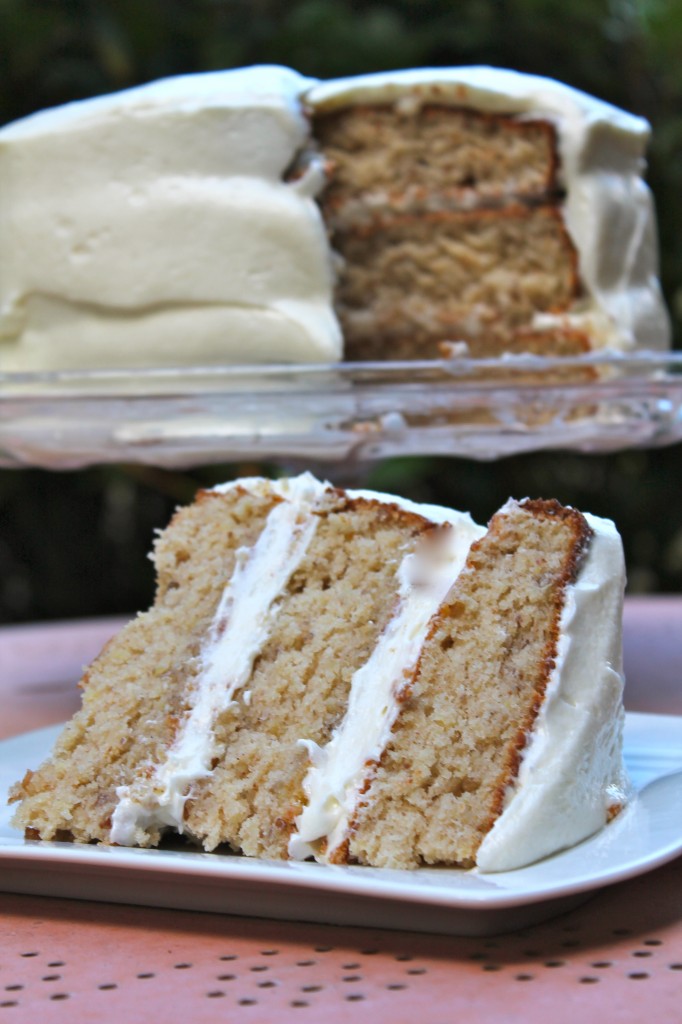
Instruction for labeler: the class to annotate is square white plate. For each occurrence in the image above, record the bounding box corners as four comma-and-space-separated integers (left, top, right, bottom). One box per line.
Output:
1, 712, 681, 936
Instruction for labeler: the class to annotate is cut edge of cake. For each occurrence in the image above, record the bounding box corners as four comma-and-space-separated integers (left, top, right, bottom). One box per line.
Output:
307, 66, 670, 359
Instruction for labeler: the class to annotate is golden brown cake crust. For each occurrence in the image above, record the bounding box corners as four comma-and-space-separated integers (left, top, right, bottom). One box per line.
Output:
486, 499, 593, 821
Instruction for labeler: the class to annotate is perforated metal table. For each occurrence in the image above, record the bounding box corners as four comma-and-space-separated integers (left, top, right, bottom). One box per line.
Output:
1, 598, 681, 1021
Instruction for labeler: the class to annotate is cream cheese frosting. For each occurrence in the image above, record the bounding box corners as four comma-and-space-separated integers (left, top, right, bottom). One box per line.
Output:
307, 66, 670, 353
110, 472, 328, 845
0, 65, 341, 371
475, 508, 628, 872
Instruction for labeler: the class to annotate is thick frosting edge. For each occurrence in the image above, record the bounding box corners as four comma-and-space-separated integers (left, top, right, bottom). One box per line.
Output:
476, 508, 628, 872
0, 65, 317, 139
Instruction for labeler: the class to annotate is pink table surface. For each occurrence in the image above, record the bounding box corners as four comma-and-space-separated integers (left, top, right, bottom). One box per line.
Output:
0, 597, 680, 1022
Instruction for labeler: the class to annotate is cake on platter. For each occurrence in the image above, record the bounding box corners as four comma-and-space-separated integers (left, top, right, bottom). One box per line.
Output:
9, 473, 629, 872
0, 65, 669, 372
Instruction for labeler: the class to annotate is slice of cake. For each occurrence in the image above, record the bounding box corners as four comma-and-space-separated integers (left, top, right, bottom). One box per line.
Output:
0, 65, 669, 371
9, 473, 628, 872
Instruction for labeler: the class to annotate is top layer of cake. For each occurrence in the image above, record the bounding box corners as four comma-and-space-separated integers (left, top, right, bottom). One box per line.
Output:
0, 65, 670, 370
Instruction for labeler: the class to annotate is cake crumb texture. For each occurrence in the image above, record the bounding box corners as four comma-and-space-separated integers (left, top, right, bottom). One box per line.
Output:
314, 100, 581, 359
315, 104, 558, 224
8, 486, 279, 843
335, 207, 578, 359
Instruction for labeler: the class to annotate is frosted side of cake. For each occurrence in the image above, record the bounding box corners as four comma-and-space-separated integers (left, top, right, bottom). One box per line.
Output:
0, 65, 341, 371
475, 510, 628, 870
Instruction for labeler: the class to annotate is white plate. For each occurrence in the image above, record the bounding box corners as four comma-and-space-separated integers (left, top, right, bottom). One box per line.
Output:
1, 712, 681, 936
1, 351, 682, 468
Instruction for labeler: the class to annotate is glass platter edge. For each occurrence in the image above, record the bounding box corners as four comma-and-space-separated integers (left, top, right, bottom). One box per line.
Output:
1, 352, 681, 468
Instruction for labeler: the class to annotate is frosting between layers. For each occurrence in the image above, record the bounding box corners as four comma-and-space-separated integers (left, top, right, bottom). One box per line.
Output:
476, 508, 628, 872
110, 472, 329, 845
307, 66, 670, 353
289, 506, 484, 862
0, 65, 341, 370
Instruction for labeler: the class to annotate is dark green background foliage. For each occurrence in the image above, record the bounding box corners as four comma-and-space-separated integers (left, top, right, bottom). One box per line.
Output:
1, 0, 681, 623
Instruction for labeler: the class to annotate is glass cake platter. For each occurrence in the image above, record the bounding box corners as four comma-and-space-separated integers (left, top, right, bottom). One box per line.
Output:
0, 712, 681, 936
1, 351, 681, 469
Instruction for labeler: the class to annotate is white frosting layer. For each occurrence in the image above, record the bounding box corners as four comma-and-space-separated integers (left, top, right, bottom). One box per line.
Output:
0, 66, 341, 370
110, 472, 328, 845
289, 507, 484, 861
476, 508, 628, 872
308, 66, 670, 352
